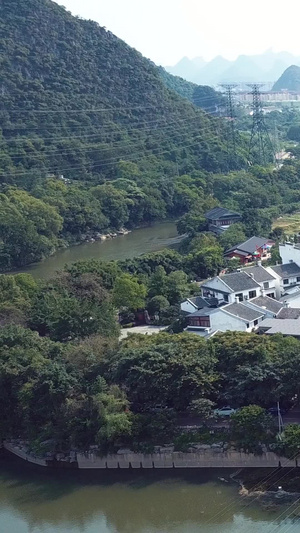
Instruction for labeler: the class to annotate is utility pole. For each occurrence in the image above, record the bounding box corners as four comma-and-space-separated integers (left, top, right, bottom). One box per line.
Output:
247, 83, 275, 167
277, 401, 284, 441
220, 84, 238, 170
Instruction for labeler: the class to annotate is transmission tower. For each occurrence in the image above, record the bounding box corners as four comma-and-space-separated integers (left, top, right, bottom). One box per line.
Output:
248, 83, 275, 166
220, 83, 238, 170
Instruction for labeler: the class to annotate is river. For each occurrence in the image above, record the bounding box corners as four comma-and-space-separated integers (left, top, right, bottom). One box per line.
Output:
0, 459, 299, 533
18, 222, 184, 280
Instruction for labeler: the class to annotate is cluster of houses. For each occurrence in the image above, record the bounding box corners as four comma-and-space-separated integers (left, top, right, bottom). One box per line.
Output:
182, 236, 300, 340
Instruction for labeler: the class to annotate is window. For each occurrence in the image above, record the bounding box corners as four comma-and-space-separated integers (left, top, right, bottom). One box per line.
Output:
236, 293, 243, 302
249, 290, 257, 299
263, 282, 269, 289
224, 294, 229, 302
283, 279, 289, 285
189, 317, 210, 328
254, 319, 259, 326
297, 277, 300, 283
268, 293, 275, 299
246, 323, 250, 328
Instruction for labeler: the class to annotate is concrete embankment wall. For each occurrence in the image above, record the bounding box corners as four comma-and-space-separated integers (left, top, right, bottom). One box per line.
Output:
77, 450, 297, 469
4, 442, 47, 467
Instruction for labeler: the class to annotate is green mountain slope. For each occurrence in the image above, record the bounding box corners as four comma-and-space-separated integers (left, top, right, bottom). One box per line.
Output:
157, 67, 225, 113
0, 0, 232, 186
0, 0, 247, 271
273, 65, 300, 91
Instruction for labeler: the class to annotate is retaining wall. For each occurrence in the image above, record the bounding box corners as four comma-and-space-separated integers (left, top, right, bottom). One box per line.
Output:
76, 450, 297, 469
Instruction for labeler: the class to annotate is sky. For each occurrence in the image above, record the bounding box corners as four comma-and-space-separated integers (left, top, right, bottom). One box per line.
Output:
58, 0, 300, 66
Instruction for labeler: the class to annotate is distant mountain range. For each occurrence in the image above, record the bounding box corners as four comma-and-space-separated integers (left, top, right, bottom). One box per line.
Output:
273, 65, 300, 92
166, 50, 300, 87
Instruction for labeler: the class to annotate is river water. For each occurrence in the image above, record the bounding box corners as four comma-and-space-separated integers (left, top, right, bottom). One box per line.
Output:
19, 222, 184, 280
0, 460, 299, 533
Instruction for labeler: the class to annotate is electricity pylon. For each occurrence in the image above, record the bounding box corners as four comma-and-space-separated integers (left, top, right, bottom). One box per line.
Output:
220, 83, 238, 170
247, 83, 275, 166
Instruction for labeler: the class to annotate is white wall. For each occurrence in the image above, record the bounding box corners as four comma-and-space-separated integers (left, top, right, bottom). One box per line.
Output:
266, 267, 282, 299
279, 244, 300, 266
181, 300, 197, 314
202, 278, 259, 304
210, 310, 247, 332
281, 293, 300, 308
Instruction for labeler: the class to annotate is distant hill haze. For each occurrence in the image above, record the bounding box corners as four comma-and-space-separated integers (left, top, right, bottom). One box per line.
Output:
166, 50, 300, 86
273, 65, 300, 92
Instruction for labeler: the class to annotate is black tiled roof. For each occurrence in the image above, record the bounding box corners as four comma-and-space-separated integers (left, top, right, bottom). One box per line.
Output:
205, 207, 241, 220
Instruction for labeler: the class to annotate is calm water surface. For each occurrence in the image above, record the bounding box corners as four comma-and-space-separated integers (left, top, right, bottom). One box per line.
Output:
19, 222, 184, 280
0, 460, 299, 533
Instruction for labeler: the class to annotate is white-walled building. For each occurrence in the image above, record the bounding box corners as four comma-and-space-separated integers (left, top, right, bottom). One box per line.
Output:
201, 271, 261, 305
267, 263, 300, 298
186, 302, 265, 336
241, 264, 277, 298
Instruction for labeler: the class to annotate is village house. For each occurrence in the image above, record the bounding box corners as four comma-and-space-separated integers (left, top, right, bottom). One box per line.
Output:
201, 271, 262, 305
267, 262, 300, 299
258, 319, 300, 339
204, 206, 241, 234
186, 302, 265, 337
241, 264, 277, 298
180, 296, 218, 314
224, 236, 275, 265
244, 295, 284, 318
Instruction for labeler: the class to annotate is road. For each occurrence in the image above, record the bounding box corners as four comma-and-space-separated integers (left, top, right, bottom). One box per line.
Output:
177, 408, 300, 430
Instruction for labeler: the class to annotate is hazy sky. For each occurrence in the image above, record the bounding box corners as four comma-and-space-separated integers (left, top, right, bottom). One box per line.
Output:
58, 0, 300, 65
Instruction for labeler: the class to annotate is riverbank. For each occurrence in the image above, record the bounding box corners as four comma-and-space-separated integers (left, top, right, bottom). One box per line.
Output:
3, 440, 296, 470
8, 221, 184, 280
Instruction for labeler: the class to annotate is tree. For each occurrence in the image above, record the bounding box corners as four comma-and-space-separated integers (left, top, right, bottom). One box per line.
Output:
231, 405, 276, 452
112, 274, 147, 310
219, 223, 246, 251
165, 270, 190, 305
177, 213, 207, 236
280, 424, 300, 457
147, 296, 170, 315
111, 333, 217, 411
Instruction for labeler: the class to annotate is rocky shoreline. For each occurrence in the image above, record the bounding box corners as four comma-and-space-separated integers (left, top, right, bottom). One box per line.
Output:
232, 468, 300, 511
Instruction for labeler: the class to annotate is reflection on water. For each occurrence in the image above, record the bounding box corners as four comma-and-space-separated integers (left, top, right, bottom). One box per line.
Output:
0, 458, 299, 533
16, 222, 184, 280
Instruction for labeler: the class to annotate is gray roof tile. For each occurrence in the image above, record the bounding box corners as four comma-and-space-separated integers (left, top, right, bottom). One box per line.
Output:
260, 319, 300, 336
189, 296, 218, 309
242, 265, 275, 283
188, 308, 219, 318
218, 272, 261, 292
223, 302, 264, 321
226, 236, 272, 255
250, 296, 283, 314
277, 308, 300, 319
271, 263, 300, 278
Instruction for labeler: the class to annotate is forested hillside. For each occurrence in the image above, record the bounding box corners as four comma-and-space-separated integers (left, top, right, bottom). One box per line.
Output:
1, 0, 234, 186
157, 67, 225, 113
0, 0, 249, 270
